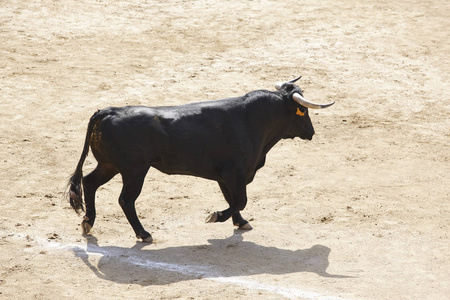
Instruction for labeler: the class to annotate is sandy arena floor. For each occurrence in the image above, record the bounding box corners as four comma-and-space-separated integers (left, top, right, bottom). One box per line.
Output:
0, 0, 449, 299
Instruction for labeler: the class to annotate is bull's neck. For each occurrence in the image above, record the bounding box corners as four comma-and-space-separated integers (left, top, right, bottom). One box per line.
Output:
246, 94, 288, 155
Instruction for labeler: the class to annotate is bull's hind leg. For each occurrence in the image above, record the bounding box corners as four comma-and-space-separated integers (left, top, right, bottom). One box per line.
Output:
118, 166, 152, 243
82, 163, 118, 235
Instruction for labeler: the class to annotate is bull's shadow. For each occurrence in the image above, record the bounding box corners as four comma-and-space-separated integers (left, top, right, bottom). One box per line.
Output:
72, 231, 350, 286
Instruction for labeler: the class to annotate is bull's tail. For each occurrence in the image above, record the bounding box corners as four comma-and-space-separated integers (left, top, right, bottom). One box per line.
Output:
67, 111, 100, 214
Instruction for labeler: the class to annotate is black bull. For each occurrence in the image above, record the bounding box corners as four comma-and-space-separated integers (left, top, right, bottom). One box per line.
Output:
68, 79, 334, 242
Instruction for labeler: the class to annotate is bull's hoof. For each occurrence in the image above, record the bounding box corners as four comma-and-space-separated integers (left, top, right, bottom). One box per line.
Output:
137, 234, 153, 243
81, 218, 92, 235
142, 236, 153, 243
239, 222, 253, 230
206, 212, 218, 223
235, 222, 253, 230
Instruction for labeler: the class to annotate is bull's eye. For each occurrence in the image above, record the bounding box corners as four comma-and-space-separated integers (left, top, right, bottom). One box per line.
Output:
296, 107, 305, 117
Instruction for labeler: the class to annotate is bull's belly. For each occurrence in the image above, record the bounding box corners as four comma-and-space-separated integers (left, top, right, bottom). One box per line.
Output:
150, 155, 261, 184
152, 162, 221, 182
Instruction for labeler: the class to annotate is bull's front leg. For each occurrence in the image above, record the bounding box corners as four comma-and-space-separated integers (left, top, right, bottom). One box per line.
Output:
206, 210, 253, 230
206, 174, 252, 230
231, 212, 253, 230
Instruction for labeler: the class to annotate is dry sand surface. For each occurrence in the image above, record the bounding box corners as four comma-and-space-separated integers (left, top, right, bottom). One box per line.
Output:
1, 0, 449, 299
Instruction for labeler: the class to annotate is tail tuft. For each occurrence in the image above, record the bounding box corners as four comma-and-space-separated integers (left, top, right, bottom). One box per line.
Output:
67, 110, 100, 215
68, 173, 84, 214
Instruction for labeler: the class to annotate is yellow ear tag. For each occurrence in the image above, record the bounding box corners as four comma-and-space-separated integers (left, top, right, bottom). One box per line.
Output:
296, 107, 305, 117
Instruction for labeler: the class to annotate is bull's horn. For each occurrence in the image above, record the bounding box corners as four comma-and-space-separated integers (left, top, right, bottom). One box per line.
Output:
275, 76, 302, 90
289, 76, 302, 83
292, 93, 335, 109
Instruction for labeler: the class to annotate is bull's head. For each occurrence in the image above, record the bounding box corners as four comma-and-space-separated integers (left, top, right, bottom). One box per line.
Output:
275, 76, 334, 140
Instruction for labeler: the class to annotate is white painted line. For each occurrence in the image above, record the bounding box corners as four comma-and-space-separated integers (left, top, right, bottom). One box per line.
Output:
5, 231, 350, 300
